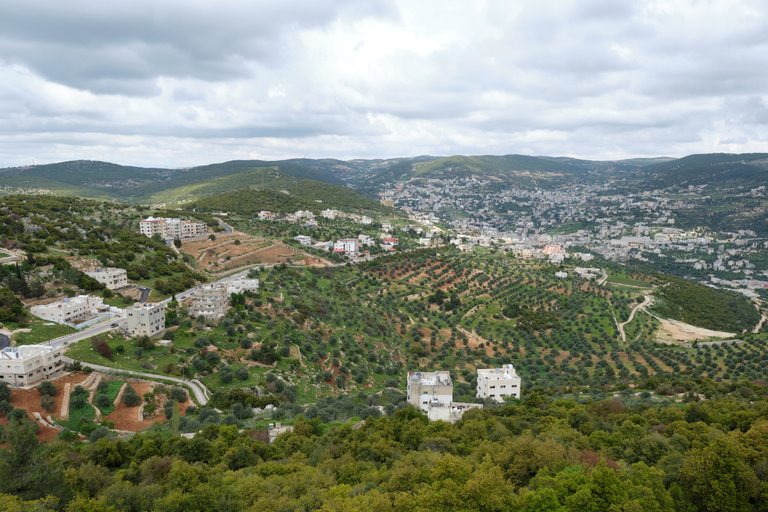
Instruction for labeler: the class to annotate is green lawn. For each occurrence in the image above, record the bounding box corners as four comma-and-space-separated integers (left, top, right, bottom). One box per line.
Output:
11, 320, 76, 345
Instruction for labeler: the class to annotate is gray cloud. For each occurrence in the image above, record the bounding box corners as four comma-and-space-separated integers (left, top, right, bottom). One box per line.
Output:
0, 0, 767, 167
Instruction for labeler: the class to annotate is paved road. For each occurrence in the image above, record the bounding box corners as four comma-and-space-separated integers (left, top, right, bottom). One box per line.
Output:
43, 318, 128, 349
216, 217, 233, 234
62, 357, 209, 405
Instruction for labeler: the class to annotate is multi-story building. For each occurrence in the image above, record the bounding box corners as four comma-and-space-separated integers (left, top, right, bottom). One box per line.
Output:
139, 216, 166, 238
321, 209, 339, 219
407, 371, 453, 412
139, 217, 208, 239
30, 295, 104, 325
125, 302, 166, 338
476, 364, 522, 402
226, 278, 260, 295
189, 284, 228, 319
84, 267, 128, 289
406, 370, 482, 422
333, 238, 360, 255
0, 345, 65, 385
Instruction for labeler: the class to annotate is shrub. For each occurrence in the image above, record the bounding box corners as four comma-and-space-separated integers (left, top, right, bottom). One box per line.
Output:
37, 380, 57, 397
41, 395, 55, 412
95, 394, 112, 408
169, 387, 187, 402
91, 336, 114, 360
89, 427, 110, 443
97, 380, 109, 393
235, 367, 249, 381
70, 394, 86, 410
123, 385, 141, 407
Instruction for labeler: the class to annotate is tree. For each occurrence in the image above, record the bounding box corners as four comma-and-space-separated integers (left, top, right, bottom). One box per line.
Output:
0, 287, 25, 322
40, 395, 55, 412
173, 238, 182, 248
209, 234, 216, 241
679, 435, 759, 512
28, 280, 45, 299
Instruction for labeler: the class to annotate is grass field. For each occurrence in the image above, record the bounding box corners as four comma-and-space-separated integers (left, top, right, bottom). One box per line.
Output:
10, 320, 76, 345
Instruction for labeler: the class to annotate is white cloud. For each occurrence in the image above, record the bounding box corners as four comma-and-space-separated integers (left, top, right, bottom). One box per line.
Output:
0, 0, 767, 167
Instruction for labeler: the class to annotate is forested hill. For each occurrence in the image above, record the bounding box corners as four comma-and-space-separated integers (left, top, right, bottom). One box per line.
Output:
184, 181, 396, 217
633, 152, 768, 189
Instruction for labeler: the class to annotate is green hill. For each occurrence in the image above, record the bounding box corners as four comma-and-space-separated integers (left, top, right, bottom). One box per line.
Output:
182, 172, 396, 216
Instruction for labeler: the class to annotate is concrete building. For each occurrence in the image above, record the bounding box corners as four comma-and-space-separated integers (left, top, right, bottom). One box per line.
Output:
407, 371, 453, 412
139, 216, 166, 238
333, 238, 360, 255
0, 345, 65, 385
294, 235, 312, 246
226, 278, 260, 295
30, 295, 104, 325
476, 364, 522, 402
321, 209, 339, 219
125, 302, 166, 338
406, 370, 483, 422
139, 216, 208, 239
84, 267, 128, 289
190, 284, 228, 319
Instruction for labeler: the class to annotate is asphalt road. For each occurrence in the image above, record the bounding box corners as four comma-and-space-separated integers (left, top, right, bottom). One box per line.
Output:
61, 357, 209, 405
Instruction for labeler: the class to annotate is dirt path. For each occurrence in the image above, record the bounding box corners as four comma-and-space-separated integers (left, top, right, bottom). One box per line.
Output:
617, 295, 652, 342
753, 312, 766, 334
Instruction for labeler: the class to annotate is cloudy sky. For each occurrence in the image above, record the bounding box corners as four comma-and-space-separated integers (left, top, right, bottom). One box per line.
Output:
1, 0, 767, 168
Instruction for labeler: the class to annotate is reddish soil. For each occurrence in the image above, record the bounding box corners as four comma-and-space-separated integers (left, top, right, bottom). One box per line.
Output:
105, 380, 189, 432
1, 372, 90, 441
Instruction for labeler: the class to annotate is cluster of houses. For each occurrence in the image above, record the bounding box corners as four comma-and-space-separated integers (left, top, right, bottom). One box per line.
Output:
407, 364, 522, 422
292, 232, 400, 258
257, 209, 373, 228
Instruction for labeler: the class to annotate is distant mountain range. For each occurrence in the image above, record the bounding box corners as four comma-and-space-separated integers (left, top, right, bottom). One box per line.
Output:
1, 152, 767, 205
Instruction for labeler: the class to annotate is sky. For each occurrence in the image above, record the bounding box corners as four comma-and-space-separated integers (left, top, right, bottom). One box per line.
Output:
1, 0, 768, 168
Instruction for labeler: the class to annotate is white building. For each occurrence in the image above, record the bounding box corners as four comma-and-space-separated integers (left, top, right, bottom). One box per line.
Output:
258, 211, 275, 221
321, 209, 339, 219
294, 235, 312, 246
0, 346, 65, 386
476, 364, 522, 402
30, 295, 105, 325
361, 216, 372, 225
406, 370, 483, 422
139, 217, 208, 239
333, 238, 360, 255
84, 267, 128, 290
226, 278, 260, 295
189, 284, 228, 319
407, 371, 453, 413
125, 302, 166, 338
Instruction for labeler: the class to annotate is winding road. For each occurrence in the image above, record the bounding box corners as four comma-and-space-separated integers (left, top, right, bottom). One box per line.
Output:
62, 357, 209, 405
617, 295, 653, 342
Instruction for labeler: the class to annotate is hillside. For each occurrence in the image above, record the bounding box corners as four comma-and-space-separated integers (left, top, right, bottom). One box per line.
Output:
182, 171, 396, 216
633, 152, 768, 188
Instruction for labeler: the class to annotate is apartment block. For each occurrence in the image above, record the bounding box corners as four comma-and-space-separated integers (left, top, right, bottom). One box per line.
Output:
189, 284, 229, 319
476, 364, 522, 402
139, 216, 208, 239
226, 278, 260, 295
0, 345, 65, 386
125, 302, 166, 338
30, 295, 104, 325
407, 371, 453, 412
84, 267, 128, 289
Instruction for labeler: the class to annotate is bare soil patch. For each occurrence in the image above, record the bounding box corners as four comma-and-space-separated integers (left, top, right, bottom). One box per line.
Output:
105, 380, 190, 432
651, 313, 735, 343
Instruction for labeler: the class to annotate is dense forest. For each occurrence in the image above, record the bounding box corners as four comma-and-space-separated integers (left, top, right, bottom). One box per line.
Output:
652, 276, 761, 333
4, 384, 768, 511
